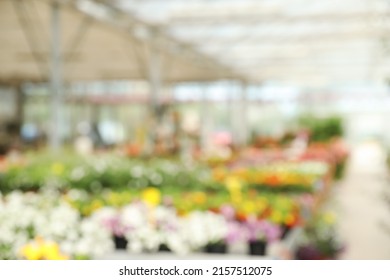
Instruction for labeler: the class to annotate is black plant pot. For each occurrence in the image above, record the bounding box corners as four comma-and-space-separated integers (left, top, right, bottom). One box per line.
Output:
281, 225, 291, 239
114, 236, 128, 250
248, 240, 267, 256
158, 244, 171, 252
295, 245, 340, 260
204, 242, 227, 254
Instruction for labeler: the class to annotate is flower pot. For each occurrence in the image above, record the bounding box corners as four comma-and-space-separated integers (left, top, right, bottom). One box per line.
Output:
204, 243, 227, 254
158, 244, 171, 252
281, 225, 291, 239
113, 236, 128, 250
295, 246, 338, 260
248, 240, 267, 256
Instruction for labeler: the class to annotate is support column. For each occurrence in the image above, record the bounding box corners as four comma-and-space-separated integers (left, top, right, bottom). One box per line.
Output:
49, 1, 64, 150
241, 81, 249, 146
200, 83, 210, 153
146, 42, 163, 152
13, 84, 25, 147
228, 81, 236, 146
15, 84, 25, 129
233, 81, 249, 147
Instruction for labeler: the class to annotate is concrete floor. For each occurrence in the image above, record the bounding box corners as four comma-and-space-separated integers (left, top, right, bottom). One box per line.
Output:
335, 141, 390, 259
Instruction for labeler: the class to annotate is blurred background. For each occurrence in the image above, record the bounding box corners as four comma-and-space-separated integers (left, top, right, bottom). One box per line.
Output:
0, 0, 389, 260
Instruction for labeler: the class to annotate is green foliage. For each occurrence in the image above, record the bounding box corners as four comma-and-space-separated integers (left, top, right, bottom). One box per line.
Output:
298, 115, 344, 142
334, 160, 347, 180
0, 153, 220, 194
299, 212, 344, 258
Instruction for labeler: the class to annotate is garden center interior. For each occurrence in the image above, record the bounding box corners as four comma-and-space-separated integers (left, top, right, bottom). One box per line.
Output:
0, 0, 390, 260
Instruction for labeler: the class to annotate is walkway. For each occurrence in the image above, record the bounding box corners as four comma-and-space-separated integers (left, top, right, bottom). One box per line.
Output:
335, 141, 390, 259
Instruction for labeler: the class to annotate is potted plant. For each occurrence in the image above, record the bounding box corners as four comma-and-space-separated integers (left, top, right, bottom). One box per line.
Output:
201, 211, 229, 254
91, 206, 130, 250
204, 241, 227, 254
244, 218, 281, 256
295, 212, 344, 260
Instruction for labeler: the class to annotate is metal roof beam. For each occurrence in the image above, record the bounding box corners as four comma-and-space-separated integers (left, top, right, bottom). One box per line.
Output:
78, 0, 247, 82
171, 23, 384, 47
167, 11, 388, 25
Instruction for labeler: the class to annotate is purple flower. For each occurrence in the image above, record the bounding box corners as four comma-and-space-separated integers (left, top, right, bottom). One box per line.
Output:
225, 221, 245, 244
220, 205, 236, 221
102, 215, 127, 237
244, 219, 282, 243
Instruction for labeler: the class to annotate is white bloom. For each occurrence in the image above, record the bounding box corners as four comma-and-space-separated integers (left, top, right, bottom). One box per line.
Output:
74, 238, 91, 257
128, 240, 143, 253
70, 167, 86, 181
179, 211, 228, 250
0, 192, 113, 259
60, 240, 74, 256
121, 204, 148, 229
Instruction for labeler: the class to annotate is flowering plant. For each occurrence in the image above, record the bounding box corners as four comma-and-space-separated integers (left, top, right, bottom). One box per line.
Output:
19, 237, 69, 260
212, 161, 329, 193
296, 212, 344, 259
244, 217, 282, 243
219, 205, 247, 245
3, 154, 221, 194
0, 191, 113, 260
92, 202, 232, 255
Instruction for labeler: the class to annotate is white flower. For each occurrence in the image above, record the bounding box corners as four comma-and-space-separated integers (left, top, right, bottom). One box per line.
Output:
0, 192, 113, 259
121, 204, 148, 229
59, 240, 74, 256
179, 211, 228, 250
70, 167, 86, 181
128, 240, 143, 253
74, 238, 91, 257
66, 189, 88, 201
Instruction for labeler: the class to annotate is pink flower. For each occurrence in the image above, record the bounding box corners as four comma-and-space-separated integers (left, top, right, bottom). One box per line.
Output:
245, 219, 282, 243
220, 205, 236, 220
225, 221, 245, 244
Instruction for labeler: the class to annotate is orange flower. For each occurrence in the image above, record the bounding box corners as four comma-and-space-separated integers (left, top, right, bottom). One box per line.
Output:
265, 175, 280, 186
212, 168, 226, 182
284, 214, 296, 227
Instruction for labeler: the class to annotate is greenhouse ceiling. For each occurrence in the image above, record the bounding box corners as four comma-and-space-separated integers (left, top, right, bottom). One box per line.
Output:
96, 0, 390, 86
0, 0, 241, 85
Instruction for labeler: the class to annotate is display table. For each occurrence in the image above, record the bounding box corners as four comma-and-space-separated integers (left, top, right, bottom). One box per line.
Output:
96, 227, 302, 260
97, 251, 272, 260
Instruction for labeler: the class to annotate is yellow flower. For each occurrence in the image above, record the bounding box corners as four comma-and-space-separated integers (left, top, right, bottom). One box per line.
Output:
225, 176, 242, 192
51, 163, 65, 175
242, 201, 256, 215
270, 211, 283, 224
141, 187, 161, 207
231, 193, 242, 205
41, 241, 68, 260
107, 192, 119, 205
192, 192, 207, 205
20, 238, 69, 260
225, 176, 243, 204
90, 199, 103, 212
20, 243, 41, 260
323, 212, 336, 225
107, 191, 131, 207
255, 197, 268, 212
83, 206, 93, 216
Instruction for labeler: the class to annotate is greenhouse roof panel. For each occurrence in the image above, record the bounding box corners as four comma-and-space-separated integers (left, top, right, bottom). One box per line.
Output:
93, 0, 390, 84
0, 0, 245, 84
